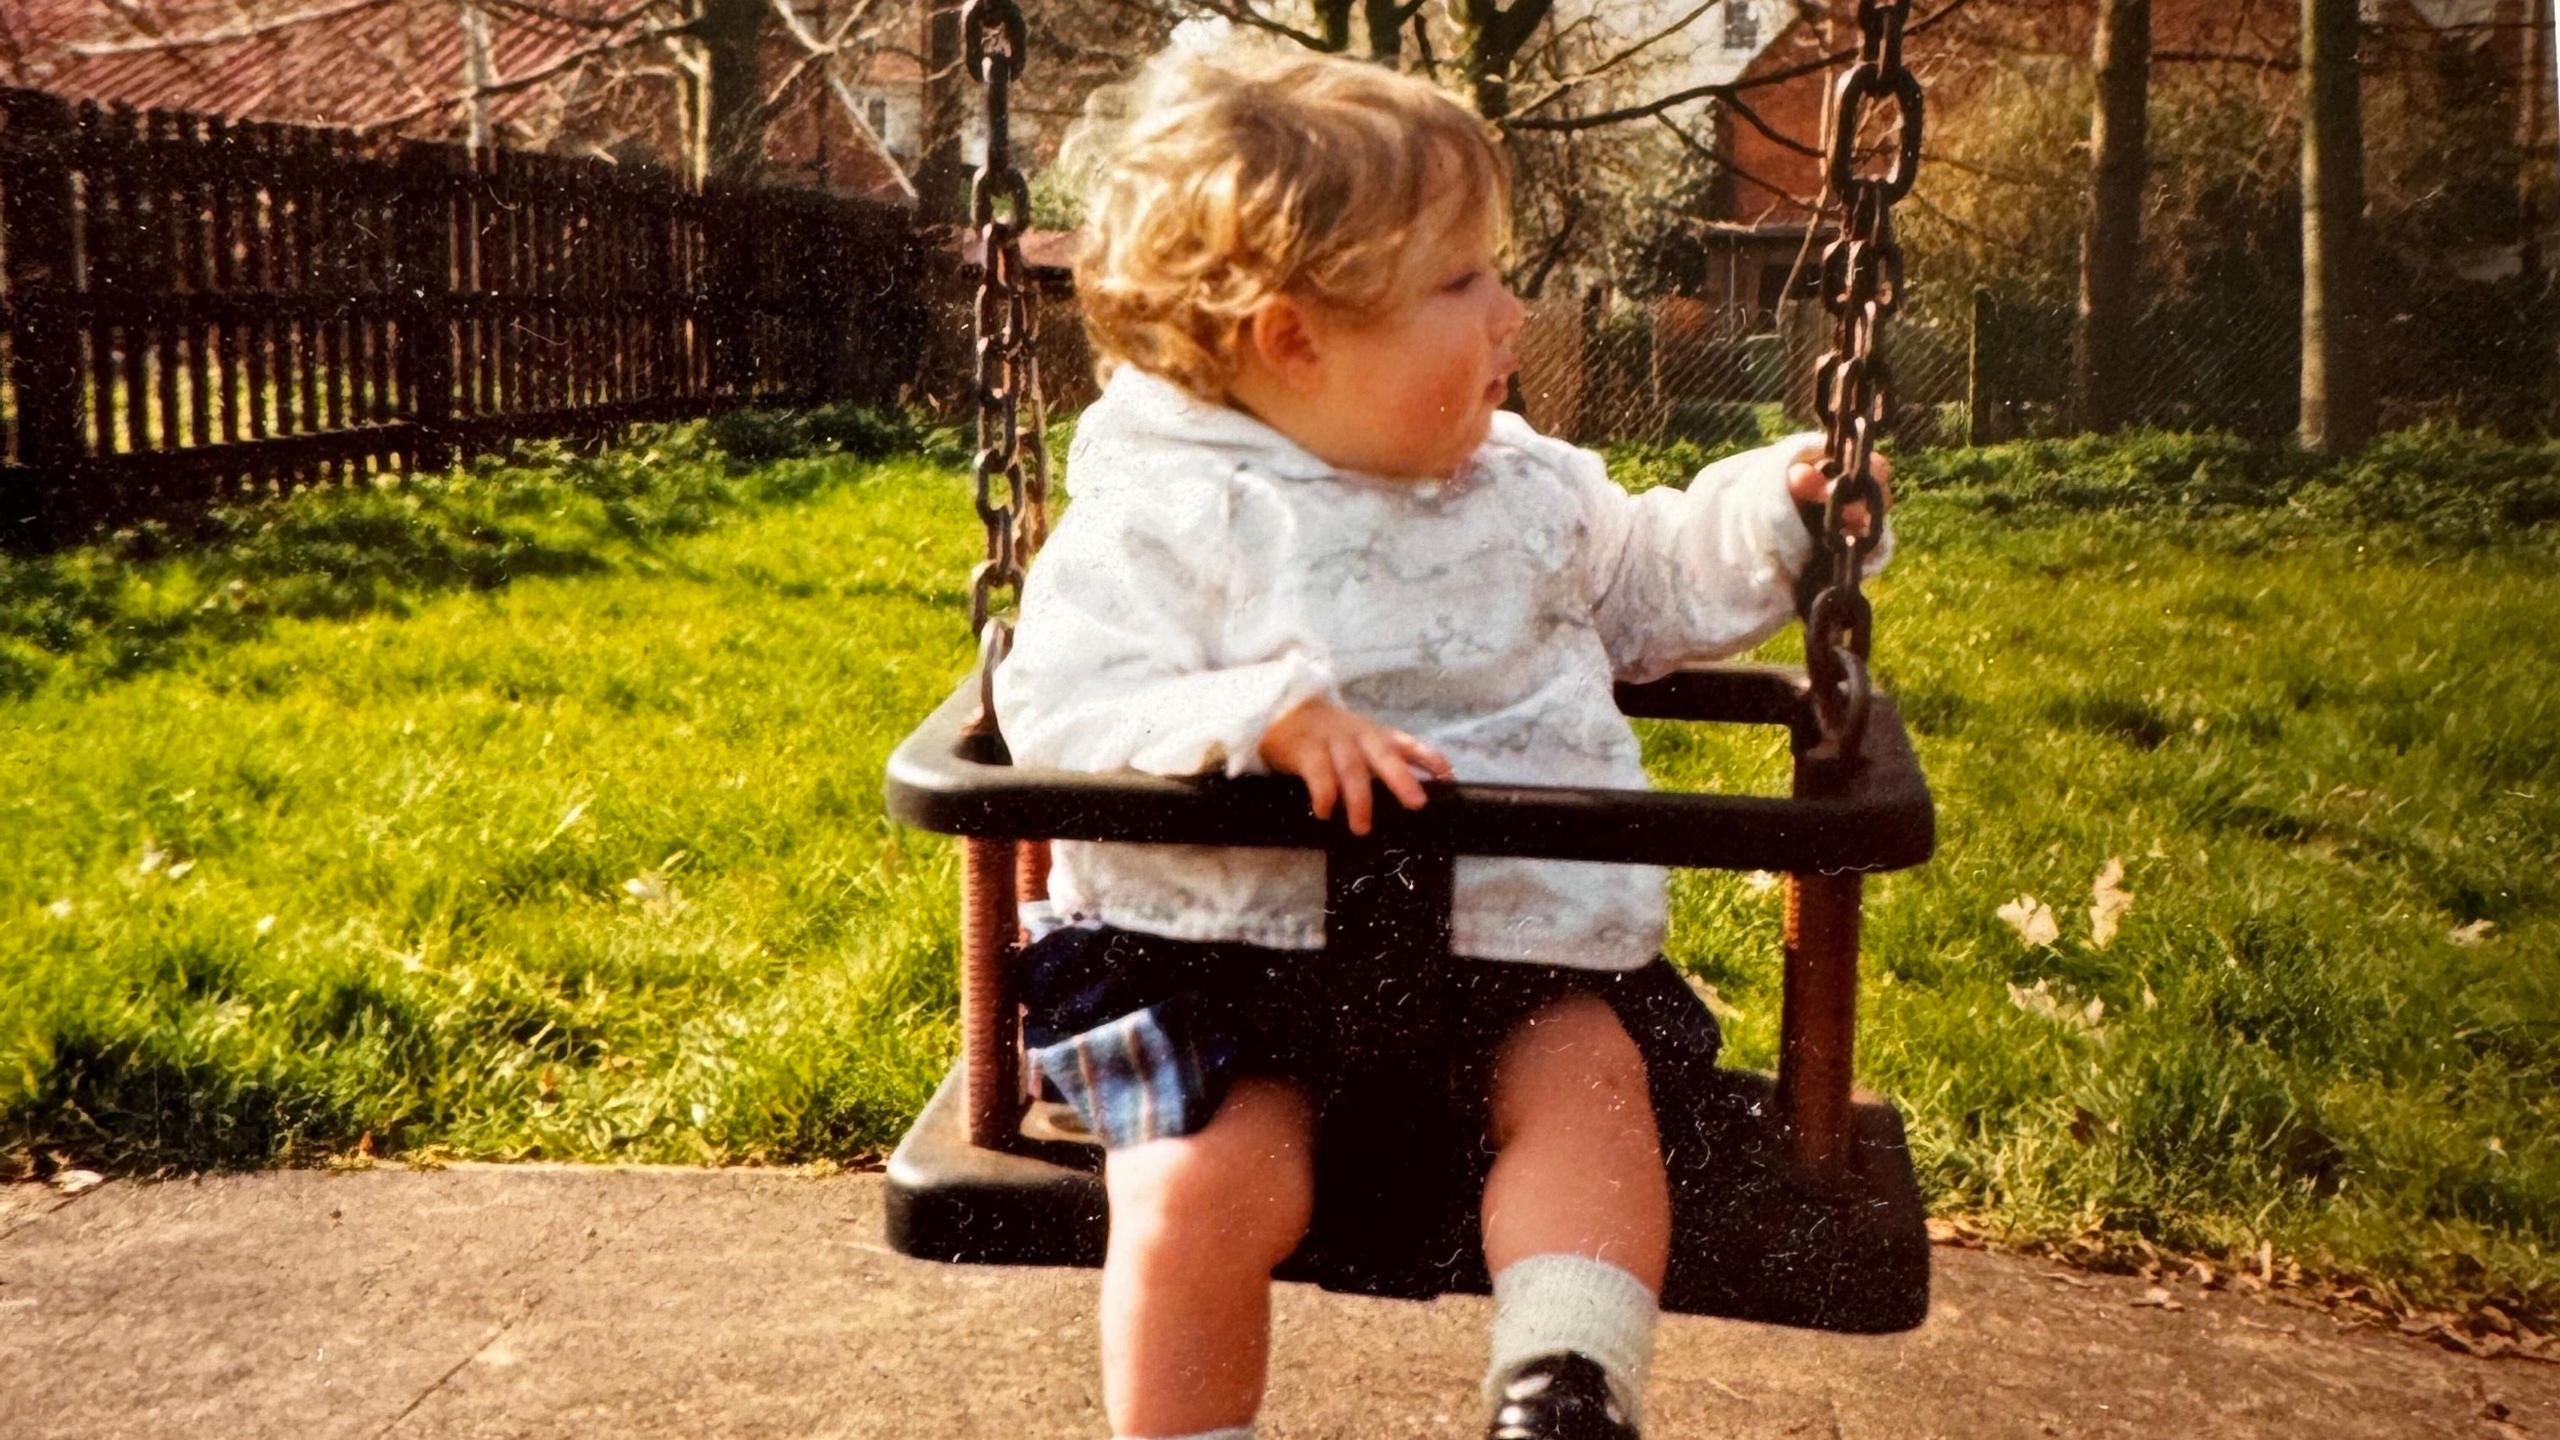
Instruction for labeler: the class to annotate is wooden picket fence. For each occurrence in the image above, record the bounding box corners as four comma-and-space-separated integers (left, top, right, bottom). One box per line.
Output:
0, 87, 928, 543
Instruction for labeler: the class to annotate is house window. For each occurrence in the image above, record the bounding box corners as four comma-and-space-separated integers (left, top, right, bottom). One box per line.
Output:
1723, 2, 1758, 50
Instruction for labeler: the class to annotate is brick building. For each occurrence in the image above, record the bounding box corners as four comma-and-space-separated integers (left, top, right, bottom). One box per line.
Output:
1680, 0, 2556, 328
1725, 0, 2555, 226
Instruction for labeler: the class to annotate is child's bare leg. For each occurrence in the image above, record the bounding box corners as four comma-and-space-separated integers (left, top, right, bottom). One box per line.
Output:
1479, 993, 1670, 1429
1100, 1076, 1316, 1438
1481, 993, 1669, 1283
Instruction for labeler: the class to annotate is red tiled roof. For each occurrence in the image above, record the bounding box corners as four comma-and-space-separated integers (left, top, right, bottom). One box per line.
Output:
5, 0, 622, 134
2, 0, 915, 201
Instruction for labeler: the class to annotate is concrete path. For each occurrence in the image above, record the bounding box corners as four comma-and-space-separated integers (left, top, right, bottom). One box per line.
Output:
3, 1166, 2553, 1439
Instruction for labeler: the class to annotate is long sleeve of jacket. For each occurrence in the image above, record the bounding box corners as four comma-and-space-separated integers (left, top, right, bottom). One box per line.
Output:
992, 477, 1338, 780
1559, 431, 1895, 684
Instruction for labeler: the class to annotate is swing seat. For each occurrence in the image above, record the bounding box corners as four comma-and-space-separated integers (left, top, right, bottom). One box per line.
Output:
880, 662, 1936, 1333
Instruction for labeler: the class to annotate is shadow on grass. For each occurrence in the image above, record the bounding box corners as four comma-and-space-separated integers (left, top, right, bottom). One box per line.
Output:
20, 1027, 375, 1172
0, 495, 611, 698
0, 403, 971, 699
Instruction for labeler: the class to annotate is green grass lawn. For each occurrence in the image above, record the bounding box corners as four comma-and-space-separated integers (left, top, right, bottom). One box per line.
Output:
3, 417, 2554, 1329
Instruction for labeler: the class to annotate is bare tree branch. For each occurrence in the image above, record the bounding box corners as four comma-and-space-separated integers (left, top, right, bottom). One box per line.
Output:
824, 69, 918, 198
1505, 0, 1721, 119
1656, 109, 1814, 214
352, 17, 693, 135
1507, 0, 1977, 132
68, 0, 403, 56
1906, 182, 2044, 259
1924, 148, 2058, 188
765, 0, 888, 57
1515, 191, 1584, 296
472, 0, 664, 32
2154, 47, 2296, 71
1725, 90, 1823, 156
1188, 0, 1339, 51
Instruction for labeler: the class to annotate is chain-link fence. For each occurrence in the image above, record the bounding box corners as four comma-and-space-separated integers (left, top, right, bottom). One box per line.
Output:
1517, 285, 1972, 450
1520, 270, 2560, 452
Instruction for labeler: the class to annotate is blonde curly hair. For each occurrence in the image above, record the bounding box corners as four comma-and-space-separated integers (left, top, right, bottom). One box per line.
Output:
1060, 41, 1512, 401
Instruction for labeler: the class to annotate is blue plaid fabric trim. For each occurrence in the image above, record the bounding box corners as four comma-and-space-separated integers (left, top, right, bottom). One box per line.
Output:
1029, 1001, 1231, 1149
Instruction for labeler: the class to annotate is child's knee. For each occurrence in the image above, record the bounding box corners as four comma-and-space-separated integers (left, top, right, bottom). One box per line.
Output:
1489, 993, 1655, 1146
1105, 1078, 1315, 1272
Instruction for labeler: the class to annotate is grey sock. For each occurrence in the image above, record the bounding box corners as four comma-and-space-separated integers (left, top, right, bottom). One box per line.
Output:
1484, 1252, 1659, 1424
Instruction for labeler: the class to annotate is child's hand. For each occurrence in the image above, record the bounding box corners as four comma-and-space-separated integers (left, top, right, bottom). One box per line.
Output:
1784, 440, 1893, 541
1258, 696, 1454, 837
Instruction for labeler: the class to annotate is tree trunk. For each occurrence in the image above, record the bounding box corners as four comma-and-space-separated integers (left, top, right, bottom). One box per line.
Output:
698, 0, 767, 185
1315, 0, 1354, 52
1365, 0, 1406, 61
916, 0, 968, 226
1451, 0, 1550, 123
2518, 0, 2552, 278
2300, 0, 2372, 453
2074, 0, 2148, 433
459, 1, 497, 150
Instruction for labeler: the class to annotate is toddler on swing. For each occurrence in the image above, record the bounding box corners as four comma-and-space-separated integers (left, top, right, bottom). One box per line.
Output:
993, 40, 1890, 1440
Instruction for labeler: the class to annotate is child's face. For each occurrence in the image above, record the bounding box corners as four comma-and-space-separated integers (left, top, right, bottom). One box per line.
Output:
1302, 195, 1525, 480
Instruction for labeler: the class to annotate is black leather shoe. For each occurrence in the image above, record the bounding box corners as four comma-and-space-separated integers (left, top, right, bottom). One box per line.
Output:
1485, 1353, 1637, 1440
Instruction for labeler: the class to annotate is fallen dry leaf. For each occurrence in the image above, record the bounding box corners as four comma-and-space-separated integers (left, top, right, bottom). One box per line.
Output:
621, 871, 687, 918
2089, 857, 2135, 948
2008, 978, 2104, 1032
1998, 895, 2060, 947
49, 1169, 104, 1196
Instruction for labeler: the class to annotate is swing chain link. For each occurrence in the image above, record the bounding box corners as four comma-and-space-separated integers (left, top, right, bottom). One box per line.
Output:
962, 0, 1050, 732
1805, 0, 1922, 765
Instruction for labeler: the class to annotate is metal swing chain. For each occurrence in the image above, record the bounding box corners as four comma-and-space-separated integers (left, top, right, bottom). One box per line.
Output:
962, 0, 1048, 734
1804, 0, 1923, 765
955, 0, 1056, 1147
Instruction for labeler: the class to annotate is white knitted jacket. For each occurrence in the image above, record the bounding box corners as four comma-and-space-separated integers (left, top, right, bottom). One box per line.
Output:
991, 367, 1889, 969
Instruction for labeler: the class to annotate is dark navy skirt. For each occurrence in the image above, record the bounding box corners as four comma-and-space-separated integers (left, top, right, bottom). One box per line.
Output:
1020, 921, 1720, 1152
